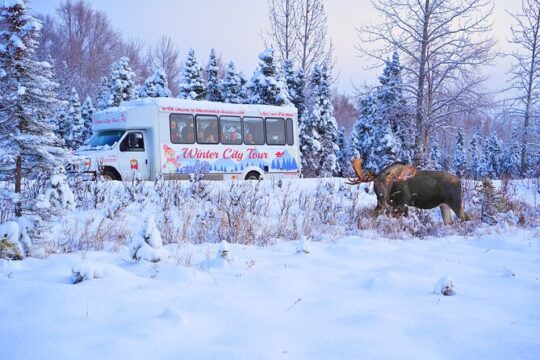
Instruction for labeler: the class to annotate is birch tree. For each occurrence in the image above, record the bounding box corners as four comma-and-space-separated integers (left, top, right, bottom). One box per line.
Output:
507, 0, 540, 175
357, 0, 495, 165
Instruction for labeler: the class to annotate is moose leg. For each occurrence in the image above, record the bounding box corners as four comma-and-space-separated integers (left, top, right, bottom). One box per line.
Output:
451, 204, 469, 221
440, 204, 453, 225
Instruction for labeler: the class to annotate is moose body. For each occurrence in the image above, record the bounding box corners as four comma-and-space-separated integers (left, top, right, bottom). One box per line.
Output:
348, 160, 468, 224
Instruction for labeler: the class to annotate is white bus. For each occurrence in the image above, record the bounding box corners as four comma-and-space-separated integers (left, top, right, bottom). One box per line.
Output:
76, 98, 302, 181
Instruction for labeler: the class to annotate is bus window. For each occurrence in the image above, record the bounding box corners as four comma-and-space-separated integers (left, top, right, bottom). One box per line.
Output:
243, 117, 264, 145
196, 115, 219, 144
265, 118, 286, 145
220, 116, 242, 145
170, 114, 194, 144
286, 118, 294, 145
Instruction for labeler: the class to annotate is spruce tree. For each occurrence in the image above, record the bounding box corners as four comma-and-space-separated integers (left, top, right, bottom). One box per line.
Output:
483, 132, 503, 179
66, 87, 84, 149
377, 51, 411, 163
106, 56, 138, 107
335, 126, 349, 177
468, 127, 484, 179
205, 49, 222, 102
349, 92, 377, 169
96, 76, 110, 110
139, 66, 172, 98
451, 128, 467, 177
221, 61, 243, 104
428, 138, 444, 170
0, 0, 71, 217
178, 49, 206, 100
283, 59, 306, 118
300, 64, 339, 177
247, 48, 290, 105
81, 96, 95, 143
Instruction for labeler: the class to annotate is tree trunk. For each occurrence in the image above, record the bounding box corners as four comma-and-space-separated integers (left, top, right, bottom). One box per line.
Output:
520, 5, 540, 175
15, 155, 22, 217
413, 0, 430, 166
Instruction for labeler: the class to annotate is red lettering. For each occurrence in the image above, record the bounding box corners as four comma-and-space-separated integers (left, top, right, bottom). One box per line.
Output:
246, 148, 268, 159
182, 148, 219, 159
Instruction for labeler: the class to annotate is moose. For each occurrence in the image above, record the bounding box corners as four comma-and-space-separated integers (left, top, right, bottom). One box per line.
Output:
347, 159, 468, 224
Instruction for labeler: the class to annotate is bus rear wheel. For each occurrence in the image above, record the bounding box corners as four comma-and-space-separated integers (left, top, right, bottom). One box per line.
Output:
245, 171, 261, 180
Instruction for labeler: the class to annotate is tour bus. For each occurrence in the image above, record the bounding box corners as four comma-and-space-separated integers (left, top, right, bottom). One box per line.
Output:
76, 98, 302, 181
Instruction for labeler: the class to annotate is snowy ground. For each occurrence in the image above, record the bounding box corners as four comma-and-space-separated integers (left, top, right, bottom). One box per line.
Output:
1, 178, 539, 359
1, 228, 539, 359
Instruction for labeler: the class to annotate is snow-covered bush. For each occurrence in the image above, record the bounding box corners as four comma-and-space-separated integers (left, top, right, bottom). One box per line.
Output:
71, 261, 104, 284
0, 221, 24, 260
41, 167, 76, 211
129, 215, 167, 262
434, 276, 456, 296
72, 261, 105, 284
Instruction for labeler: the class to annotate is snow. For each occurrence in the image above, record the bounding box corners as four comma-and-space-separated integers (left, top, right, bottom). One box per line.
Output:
0, 177, 539, 359
0, 227, 538, 359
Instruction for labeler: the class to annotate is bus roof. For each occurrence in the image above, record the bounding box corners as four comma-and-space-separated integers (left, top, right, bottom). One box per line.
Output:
95, 97, 298, 119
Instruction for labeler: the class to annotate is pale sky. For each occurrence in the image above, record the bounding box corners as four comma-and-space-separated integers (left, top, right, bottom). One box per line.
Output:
29, 0, 521, 94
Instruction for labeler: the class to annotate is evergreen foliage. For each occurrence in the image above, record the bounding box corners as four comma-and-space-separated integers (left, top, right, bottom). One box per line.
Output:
335, 126, 349, 177
0, 0, 70, 204
178, 49, 206, 100
105, 56, 138, 108
300, 64, 339, 177
205, 49, 222, 102
66, 87, 85, 149
468, 127, 484, 180
451, 128, 467, 177
247, 48, 290, 105
81, 96, 95, 143
283, 59, 305, 118
482, 131, 503, 178
140, 66, 172, 98
221, 61, 243, 104
428, 137, 444, 170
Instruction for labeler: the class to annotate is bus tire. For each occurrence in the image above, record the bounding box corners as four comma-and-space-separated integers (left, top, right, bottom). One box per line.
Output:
245, 171, 261, 180
101, 168, 121, 181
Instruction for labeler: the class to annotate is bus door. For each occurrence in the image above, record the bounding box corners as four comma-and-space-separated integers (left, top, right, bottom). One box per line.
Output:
118, 130, 150, 180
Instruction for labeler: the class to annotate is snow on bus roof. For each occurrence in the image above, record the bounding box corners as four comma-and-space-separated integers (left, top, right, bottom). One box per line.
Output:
95, 98, 297, 118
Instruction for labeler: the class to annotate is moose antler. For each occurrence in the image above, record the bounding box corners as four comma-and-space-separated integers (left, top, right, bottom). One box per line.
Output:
346, 158, 376, 185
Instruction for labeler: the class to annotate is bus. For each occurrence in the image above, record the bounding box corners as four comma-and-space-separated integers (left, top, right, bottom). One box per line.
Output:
76, 97, 302, 181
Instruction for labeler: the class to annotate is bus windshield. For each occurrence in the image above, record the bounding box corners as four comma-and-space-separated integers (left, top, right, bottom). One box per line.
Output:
82, 130, 125, 150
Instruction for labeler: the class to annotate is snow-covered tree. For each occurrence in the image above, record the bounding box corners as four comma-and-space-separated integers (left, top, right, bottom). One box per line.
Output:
468, 127, 484, 180
482, 131, 503, 179
500, 127, 521, 178
205, 49, 222, 102
300, 64, 339, 176
376, 51, 411, 163
105, 56, 138, 107
129, 215, 167, 262
367, 120, 400, 173
0, 0, 71, 217
428, 138, 444, 171
65, 88, 85, 149
221, 61, 243, 104
178, 49, 206, 100
247, 48, 290, 105
139, 66, 172, 98
96, 76, 110, 110
81, 96, 95, 143
335, 127, 349, 177
451, 128, 467, 177
349, 92, 377, 168
283, 59, 305, 118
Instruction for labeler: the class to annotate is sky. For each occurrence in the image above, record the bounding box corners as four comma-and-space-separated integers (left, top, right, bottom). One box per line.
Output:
28, 0, 522, 95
